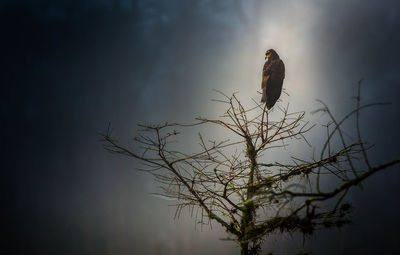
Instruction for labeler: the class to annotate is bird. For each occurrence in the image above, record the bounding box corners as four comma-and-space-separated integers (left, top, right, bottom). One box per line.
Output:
261, 49, 285, 109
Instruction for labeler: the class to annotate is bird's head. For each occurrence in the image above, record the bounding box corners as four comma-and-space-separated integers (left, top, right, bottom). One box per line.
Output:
265, 49, 279, 60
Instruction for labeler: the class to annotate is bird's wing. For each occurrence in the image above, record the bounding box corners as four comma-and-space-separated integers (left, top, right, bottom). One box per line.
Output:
270, 59, 285, 80
264, 59, 285, 109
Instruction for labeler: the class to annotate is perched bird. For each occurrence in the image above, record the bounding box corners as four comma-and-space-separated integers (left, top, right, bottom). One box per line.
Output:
261, 49, 285, 109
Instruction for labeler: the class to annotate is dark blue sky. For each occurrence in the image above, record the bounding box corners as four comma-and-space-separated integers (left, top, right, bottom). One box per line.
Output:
2, 1, 400, 254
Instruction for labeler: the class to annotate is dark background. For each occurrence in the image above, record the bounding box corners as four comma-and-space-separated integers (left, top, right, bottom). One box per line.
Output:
2, 0, 400, 254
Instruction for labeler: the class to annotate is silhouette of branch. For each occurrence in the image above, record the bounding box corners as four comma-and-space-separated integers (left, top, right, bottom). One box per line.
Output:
102, 84, 399, 255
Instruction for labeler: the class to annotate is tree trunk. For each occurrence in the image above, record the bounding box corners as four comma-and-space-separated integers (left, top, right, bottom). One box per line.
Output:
240, 242, 249, 255
240, 140, 257, 255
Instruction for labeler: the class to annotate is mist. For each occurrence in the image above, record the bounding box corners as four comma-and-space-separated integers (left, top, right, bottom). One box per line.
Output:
2, 0, 400, 254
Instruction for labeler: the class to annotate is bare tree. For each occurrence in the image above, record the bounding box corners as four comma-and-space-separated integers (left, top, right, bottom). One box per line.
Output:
102, 83, 399, 255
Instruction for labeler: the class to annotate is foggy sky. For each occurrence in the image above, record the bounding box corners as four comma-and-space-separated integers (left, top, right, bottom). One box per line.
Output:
2, 0, 400, 254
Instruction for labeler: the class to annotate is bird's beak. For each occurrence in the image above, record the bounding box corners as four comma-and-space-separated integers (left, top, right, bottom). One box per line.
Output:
265, 54, 270, 60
